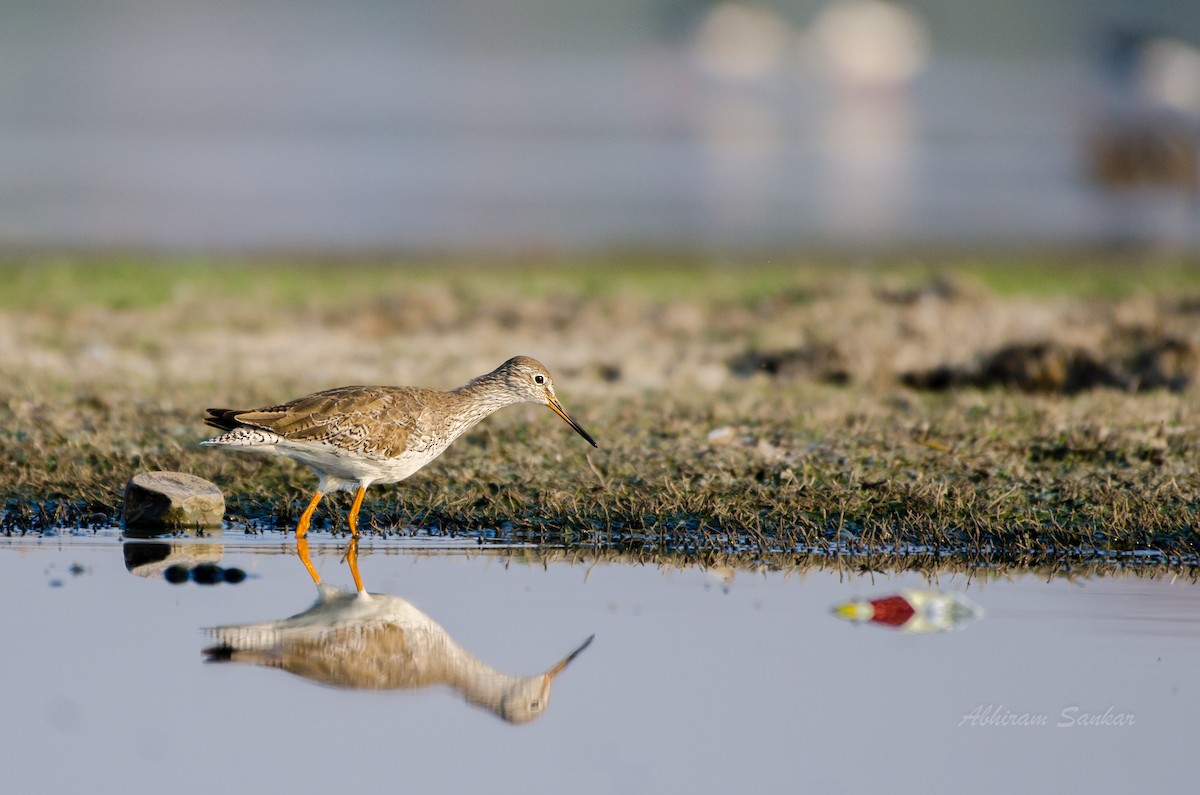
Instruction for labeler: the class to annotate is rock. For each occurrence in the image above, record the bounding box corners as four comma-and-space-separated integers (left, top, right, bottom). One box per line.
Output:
707, 427, 737, 445
123, 471, 225, 532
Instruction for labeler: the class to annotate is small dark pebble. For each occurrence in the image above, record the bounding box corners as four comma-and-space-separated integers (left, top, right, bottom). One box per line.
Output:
222, 567, 247, 584
191, 563, 224, 585
48, 579, 64, 588
164, 565, 191, 584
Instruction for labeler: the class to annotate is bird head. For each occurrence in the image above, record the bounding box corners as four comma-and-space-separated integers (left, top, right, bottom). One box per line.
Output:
497, 356, 598, 448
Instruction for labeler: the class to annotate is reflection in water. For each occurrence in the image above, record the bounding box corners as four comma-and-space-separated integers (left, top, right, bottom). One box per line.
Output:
832, 589, 983, 633
123, 538, 223, 580
204, 539, 594, 723
124, 534, 246, 585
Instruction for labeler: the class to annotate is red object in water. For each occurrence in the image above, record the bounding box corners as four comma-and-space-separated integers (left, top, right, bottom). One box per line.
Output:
868, 595, 916, 627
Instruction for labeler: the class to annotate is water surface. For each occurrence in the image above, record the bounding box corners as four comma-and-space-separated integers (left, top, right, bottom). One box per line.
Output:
3, 531, 1194, 794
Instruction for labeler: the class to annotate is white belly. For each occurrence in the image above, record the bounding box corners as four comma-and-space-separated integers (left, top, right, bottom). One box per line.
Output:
265, 440, 444, 492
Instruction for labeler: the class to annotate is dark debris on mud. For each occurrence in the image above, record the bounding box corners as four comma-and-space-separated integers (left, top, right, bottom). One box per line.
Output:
731, 336, 1200, 396
902, 338, 1200, 395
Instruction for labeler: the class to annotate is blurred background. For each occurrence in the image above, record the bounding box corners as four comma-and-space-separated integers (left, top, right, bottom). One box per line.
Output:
2, 0, 1198, 253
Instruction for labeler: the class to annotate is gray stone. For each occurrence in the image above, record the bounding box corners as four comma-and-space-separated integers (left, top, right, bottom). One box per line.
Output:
123, 471, 225, 532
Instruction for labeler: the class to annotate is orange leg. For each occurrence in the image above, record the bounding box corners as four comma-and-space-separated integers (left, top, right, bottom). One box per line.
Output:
294, 491, 324, 539
345, 537, 365, 593
347, 484, 367, 538
296, 536, 322, 586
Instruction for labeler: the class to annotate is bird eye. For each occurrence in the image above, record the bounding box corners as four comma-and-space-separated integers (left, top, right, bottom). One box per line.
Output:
534, 374, 545, 385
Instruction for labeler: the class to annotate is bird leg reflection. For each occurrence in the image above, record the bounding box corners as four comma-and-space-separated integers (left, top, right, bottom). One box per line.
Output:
296, 535, 364, 593
296, 536, 322, 585
344, 537, 365, 593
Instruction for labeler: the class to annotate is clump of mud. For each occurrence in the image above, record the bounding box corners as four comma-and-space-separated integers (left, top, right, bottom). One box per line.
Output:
901, 336, 1200, 394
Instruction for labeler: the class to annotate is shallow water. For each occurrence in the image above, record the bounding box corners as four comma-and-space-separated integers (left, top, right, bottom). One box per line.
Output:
3, 530, 1195, 794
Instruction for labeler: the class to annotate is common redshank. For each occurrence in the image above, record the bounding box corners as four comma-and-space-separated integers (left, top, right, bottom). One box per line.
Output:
202, 356, 597, 537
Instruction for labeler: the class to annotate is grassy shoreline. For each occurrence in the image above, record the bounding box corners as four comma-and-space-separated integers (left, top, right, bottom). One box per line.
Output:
3, 256, 1199, 572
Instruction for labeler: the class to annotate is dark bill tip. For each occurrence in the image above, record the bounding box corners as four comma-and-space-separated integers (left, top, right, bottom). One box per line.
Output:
548, 400, 599, 448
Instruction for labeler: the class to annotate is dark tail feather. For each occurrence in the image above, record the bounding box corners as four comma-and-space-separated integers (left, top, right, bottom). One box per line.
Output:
204, 408, 246, 432
202, 644, 235, 662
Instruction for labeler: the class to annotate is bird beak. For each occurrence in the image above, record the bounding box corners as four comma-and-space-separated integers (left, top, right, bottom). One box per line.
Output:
545, 634, 595, 679
547, 397, 598, 448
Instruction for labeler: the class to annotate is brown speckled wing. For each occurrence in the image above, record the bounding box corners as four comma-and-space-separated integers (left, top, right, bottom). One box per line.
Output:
232, 386, 442, 458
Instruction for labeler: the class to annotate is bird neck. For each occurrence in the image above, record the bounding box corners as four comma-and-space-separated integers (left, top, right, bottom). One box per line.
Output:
437, 644, 521, 713
450, 372, 523, 418
391, 605, 536, 722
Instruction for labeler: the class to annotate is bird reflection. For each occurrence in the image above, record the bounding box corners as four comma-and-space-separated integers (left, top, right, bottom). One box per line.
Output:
204, 538, 594, 723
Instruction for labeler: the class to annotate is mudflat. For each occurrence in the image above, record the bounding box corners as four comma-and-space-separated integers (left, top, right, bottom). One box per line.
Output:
2, 255, 1198, 573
